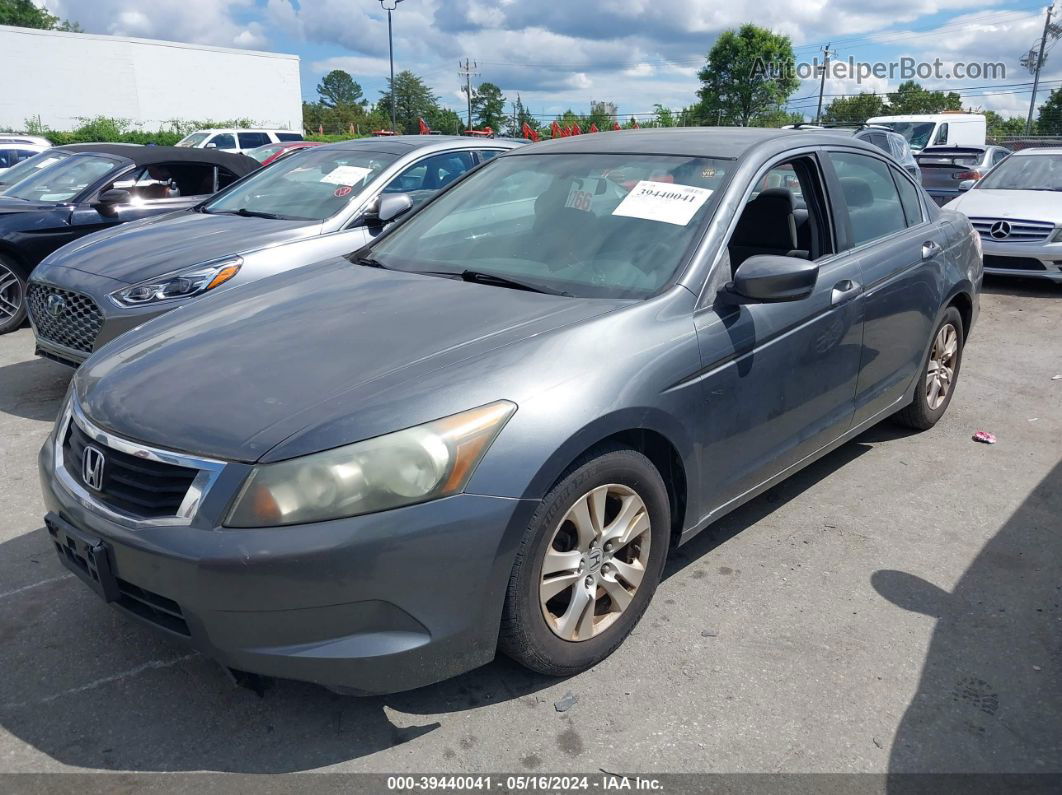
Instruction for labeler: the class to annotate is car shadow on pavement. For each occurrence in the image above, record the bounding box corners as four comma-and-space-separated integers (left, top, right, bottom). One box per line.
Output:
0, 357, 72, 422
980, 275, 1061, 298
874, 460, 1062, 776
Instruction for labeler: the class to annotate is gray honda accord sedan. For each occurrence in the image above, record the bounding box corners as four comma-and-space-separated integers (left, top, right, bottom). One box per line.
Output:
39, 128, 981, 694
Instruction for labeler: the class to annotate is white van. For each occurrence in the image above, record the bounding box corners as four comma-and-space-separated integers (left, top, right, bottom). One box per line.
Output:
175, 129, 304, 154
865, 113, 986, 152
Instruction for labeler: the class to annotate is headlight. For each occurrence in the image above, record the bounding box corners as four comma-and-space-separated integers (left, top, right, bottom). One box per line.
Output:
225, 401, 517, 527
109, 256, 242, 307
1049, 228, 1062, 243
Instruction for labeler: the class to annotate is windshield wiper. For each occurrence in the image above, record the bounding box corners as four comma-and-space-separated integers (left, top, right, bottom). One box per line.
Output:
353, 254, 389, 269
421, 269, 571, 296
204, 207, 287, 219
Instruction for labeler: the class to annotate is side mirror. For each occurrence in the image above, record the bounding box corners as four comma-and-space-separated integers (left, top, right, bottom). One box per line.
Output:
722, 255, 819, 304
205, 142, 218, 149
367, 192, 414, 224
958, 179, 975, 192
95, 188, 130, 206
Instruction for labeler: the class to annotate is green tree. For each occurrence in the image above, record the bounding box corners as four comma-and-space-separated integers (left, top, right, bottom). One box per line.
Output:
652, 104, 677, 127
470, 81, 506, 130
316, 70, 365, 109
426, 106, 463, 135
697, 24, 799, 126
983, 110, 1026, 139
887, 80, 961, 114
0, 0, 80, 30
378, 70, 440, 134
1035, 88, 1062, 135
822, 93, 888, 124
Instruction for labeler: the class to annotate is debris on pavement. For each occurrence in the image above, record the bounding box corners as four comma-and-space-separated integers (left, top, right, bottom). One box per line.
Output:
972, 430, 997, 444
1052, 374, 1061, 380
701, 629, 719, 637
554, 691, 578, 713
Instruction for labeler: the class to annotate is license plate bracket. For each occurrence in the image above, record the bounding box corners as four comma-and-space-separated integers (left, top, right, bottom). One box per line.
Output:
46, 512, 119, 602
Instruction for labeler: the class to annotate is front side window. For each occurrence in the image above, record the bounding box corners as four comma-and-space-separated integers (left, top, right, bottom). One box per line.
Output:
5, 154, 120, 203
934, 123, 949, 146
208, 134, 237, 150
977, 154, 1062, 191
203, 147, 397, 221
828, 151, 906, 246
886, 122, 936, 150
382, 151, 476, 207
367, 153, 730, 299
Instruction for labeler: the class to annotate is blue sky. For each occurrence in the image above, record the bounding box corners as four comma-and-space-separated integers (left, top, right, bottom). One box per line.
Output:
42, 1, 1061, 122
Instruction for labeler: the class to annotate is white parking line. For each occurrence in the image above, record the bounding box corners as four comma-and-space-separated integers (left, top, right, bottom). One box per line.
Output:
2, 653, 200, 710
0, 573, 73, 600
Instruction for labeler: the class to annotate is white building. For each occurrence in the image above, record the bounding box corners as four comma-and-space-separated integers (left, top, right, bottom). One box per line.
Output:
0, 25, 302, 132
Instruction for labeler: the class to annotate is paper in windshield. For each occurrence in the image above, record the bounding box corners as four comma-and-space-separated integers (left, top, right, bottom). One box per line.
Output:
612, 180, 713, 226
320, 165, 372, 186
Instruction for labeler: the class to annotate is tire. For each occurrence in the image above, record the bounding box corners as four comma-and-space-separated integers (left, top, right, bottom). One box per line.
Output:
894, 306, 964, 430
499, 445, 671, 676
0, 254, 27, 335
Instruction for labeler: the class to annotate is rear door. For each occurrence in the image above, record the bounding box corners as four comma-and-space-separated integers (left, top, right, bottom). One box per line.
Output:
825, 149, 945, 425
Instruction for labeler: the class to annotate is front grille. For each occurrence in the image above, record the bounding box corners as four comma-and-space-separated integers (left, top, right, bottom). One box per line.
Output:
983, 255, 1047, 271
116, 578, 190, 635
27, 283, 103, 354
63, 420, 199, 519
969, 217, 1054, 243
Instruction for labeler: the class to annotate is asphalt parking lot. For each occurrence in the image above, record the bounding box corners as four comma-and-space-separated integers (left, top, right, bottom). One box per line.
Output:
0, 278, 1059, 776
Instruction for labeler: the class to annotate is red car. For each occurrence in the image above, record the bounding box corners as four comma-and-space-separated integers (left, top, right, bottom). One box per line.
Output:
246, 140, 322, 167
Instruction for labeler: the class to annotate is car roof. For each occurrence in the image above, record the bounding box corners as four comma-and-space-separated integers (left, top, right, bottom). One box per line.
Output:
1012, 147, 1062, 156
186, 129, 299, 135
57, 144, 259, 175
501, 127, 827, 159
313, 135, 522, 156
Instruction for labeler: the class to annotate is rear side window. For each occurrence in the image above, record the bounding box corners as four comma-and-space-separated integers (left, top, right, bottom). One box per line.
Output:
477, 149, 506, 162
892, 169, 924, 226
238, 132, 271, 149
829, 151, 907, 246
208, 134, 237, 150
276, 132, 303, 142
0, 148, 31, 168
991, 149, 1010, 166
111, 162, 222, 198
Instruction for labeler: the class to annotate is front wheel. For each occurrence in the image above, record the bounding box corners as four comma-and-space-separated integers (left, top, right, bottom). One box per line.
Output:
499, 447, 671, 676
0, 255, 27, 335
894, 306, 964, 430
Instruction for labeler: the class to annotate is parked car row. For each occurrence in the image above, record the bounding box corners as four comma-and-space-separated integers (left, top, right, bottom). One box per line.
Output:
28, 127, 982, 695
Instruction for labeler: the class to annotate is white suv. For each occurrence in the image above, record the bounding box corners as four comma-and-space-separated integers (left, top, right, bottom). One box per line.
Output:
175, 129, 304, 154
0, 136, 52, 176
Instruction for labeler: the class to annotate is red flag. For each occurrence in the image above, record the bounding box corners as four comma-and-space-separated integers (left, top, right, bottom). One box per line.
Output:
318, 123, 324, 136
589, 122, 599, 133
573, 123, 582, 135
418, 117, 430, 135
550, 120, 562, 138
632, 119, 640, 129
612, 121, 621, 131
529, 128, 540, 142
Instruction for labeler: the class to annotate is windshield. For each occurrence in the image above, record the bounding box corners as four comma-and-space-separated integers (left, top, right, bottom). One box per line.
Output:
203, 147, 397, 221
886, 122, 937, 150
177, 132, 210, 148
5, 154, 120, 203
0, 149, 71, 191
248, 143, 286, 163
366, 153, 730, 300
977, 154, 1062, 191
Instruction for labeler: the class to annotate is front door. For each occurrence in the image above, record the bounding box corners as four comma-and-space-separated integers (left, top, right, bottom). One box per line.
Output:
693, 154, 865, 512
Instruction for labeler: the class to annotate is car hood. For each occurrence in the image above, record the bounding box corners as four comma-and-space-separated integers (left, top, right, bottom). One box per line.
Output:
75, 260, 623, 463
44, 211, 320, 283
944, 188, 1062, 222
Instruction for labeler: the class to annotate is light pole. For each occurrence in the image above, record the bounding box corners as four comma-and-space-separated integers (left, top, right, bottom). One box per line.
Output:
378, 0, 405, 132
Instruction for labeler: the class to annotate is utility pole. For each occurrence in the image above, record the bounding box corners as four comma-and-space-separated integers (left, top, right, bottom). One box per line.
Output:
814, 43, 834, 124
378, 0, 405, 132
1025, 5, 1058, 134
458, 58, 479, 131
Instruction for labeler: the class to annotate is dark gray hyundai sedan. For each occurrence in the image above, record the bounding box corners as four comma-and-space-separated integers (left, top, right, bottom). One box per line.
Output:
39, 128, 981, 694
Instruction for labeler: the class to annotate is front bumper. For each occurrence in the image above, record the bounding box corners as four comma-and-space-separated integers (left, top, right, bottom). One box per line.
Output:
38, 434, 535, 694
980, 239, 1062, 282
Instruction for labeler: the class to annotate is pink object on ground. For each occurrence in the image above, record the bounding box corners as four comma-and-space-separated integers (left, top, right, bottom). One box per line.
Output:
972, 431, 997, 444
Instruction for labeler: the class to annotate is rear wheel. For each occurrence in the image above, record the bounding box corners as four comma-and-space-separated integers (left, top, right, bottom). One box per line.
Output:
894, 306, 964, 430
0, 255, 27, 335
499, 447, 670, 676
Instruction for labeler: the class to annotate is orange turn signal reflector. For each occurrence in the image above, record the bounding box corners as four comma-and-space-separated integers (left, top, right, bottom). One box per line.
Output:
207, 264, 240, 290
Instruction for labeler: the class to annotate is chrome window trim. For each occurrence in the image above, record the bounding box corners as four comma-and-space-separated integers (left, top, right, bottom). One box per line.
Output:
54, 398, 228, 529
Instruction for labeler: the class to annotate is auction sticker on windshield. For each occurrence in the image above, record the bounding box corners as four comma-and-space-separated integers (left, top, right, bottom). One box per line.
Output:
612, 180, 712, 226
321, 165, 372, 186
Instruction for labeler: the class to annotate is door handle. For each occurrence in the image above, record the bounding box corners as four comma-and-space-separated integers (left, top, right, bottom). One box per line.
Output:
831, 279, 861, 306
922, 240, 943, 260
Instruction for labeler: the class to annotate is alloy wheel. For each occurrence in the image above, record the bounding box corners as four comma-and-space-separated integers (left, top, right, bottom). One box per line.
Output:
926, 322, 959, 410
539, 484, 652, 642
0, 261, 22, 325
